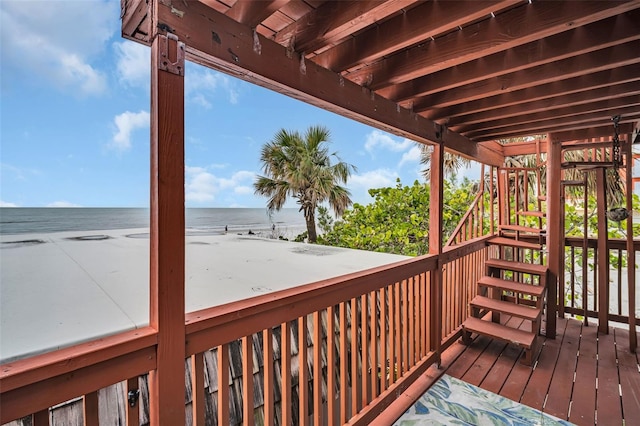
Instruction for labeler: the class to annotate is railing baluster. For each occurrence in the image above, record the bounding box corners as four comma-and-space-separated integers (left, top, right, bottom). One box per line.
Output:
299, 316, 308, 426
351, 297, 359, 416
327, 305, 336, 426
83, 391, 99, 426
191, 353, 204, 426
339, 302, 348, 423
33, 409, 49, 426
370, 291, 378, 400
263, 328, 274, 426
395, 282, 402, 378
387, 284, 395, 385
360, 293, 369, 407
313, 311, 323, 426
409, 276, 415, 367
126, 377, 140, 426
242, 336, 254, 425
402, 279, 409, 373
379, 287, 387, 393
617, 248, 623, 315
281, 322, 292, 426
217, 344, 230, 426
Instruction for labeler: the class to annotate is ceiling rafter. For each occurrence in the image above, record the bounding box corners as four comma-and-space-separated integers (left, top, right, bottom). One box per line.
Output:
225, 0, 291, 28
378, 9, 640, 103
312, 0, 521, 72
344, 0, 640, 90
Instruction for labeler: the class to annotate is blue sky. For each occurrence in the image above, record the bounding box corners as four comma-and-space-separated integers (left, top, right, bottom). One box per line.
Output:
0, 0, 481, 208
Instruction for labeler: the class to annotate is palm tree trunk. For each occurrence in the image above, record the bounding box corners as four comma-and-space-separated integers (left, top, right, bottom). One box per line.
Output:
305, 209, 318, 243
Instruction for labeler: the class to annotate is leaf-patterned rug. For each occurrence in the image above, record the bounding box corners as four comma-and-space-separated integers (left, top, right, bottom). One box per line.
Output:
394, 374, 574, 425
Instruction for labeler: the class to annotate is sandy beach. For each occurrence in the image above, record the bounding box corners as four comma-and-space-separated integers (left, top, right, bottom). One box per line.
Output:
0, 228, 408, 363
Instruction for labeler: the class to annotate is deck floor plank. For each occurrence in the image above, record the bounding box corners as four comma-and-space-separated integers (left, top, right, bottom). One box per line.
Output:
496, 318, 536, 403
596, 330, 623, 425
615, 328, 640, 425
568, 325, 597, 425
462, 338, 507, 387
479, 317, 525, 395
446, 334, 492, 378
543, 319, 582, 420
519, 318, 567, 411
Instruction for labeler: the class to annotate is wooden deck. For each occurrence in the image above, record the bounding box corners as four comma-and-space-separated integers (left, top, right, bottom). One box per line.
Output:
442, 317, 640, 425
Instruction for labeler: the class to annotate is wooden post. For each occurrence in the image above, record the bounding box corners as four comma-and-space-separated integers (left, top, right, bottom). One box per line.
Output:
545, 136, 560, 339
625, 136, 637, 351
596, 167, 609, 334
429, 142, 444, 364
148, 30, 186, 425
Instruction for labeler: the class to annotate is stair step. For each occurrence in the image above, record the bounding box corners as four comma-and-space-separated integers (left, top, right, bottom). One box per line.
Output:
477, 276, 545, 298
499, 224, 545, 235
462, 316, 536, 349
470, 295, 541, 321
538, 195, 546, 201
487, 236, 542, 251
561, 180, 585, 186
518, 210, 546, 218
485, 258, 548, 276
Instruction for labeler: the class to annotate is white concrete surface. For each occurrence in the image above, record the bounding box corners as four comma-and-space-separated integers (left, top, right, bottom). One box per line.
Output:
0, 228, 408, 363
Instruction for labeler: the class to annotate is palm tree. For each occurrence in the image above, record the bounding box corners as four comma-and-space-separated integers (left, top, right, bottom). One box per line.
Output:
254, 126, 356, 243
419, 144, 471, 180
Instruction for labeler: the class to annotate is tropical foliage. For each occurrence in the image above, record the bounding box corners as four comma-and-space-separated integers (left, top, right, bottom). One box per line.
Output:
254, 126, 355, 243
318, 178, 479, 256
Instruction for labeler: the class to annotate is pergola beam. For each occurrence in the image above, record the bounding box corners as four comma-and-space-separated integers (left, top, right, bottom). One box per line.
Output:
154, 0, 502, 166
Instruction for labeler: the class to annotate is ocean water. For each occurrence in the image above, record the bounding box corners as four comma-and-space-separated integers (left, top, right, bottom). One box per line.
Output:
0, 208, 306, 235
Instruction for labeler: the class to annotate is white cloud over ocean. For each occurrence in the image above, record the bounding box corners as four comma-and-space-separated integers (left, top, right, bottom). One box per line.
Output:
0, 0, 116, 96
185, 167, 255, 203
110, 110, 150, 151
47, 201, 82, 208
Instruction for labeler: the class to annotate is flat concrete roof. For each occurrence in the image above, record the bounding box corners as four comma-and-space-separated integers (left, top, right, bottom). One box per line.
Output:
0, 228, 408, 363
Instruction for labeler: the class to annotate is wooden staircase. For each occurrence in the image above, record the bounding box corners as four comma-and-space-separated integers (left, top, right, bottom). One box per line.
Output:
462, 166, 549, 366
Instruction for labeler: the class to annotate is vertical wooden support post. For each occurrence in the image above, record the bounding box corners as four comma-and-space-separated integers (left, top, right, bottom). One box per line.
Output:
191, 354, 205, 426
32, 409, 49, 426
83, 391, 99, 426
596, 167, 609, 334
218, 344, 230, 425
625, 136, 637, 351
242, 336, 254, 425
545, 136, 560, 339
263, 328, 274, 426
149, 30, 186, 425
429, 143, 444, 364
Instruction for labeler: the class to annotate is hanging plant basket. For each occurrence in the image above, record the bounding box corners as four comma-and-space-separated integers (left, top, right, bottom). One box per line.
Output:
606, 207, 629, 222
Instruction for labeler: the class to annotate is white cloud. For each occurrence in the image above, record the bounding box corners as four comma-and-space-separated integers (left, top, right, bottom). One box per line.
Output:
110, 110, 150, 151
114, 41, 149, 88
364, 130, 413, 154
185, 166, 255, 203
0, 200, 18, 207
399, 145, 422, 167
1, 163, 41, 180
349, 169, 398, 189
186, 66, 241, 107
47, 201, 82, 208
0, 0, 117, 95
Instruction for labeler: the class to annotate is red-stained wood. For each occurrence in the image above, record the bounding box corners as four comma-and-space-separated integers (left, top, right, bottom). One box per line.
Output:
32, 410, 49, 426
408, 278, 415, 368
545, 137, 561, 339
462, 338, 508, 387
339, 302, 348, 423
126, 377, 140, 426
625, 136, 637, 351
263, 328, 274, 426
242, 336, 254, 425
395, 283, 402, 378
313, 311, 323, 426
83, 391, 99, 426
615, 328, 640, 425
327, 306, 336, 426
225, 0, 289, 28
569, 326, 597, 425
379, 287, 387, 394
281, 322, 292, 426
479, 319, 525, 395
370, 292, 378, 400
191, 354, 204, 426
360, 293, 369, 407
217, 344, 230, 426
596, 331, 623, 425
148, 20, 186, 424
429, 143, 444, 364
350, 298, 359, 416
595, 167, 610, 334
447, 334, 493, 379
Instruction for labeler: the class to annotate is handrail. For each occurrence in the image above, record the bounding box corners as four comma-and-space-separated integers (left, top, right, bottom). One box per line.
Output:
444, 190, 485, 247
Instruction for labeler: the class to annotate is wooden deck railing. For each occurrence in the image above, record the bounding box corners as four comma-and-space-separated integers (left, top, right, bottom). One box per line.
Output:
562, 237, 639, 326
1, 237, 492, 425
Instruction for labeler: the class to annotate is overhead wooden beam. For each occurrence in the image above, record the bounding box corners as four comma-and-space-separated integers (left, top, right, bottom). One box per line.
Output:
549, 123, 635, 143
467, 108, 640, 141
413, 40, 640, 112
346, 0, 640, 90
226, 0, 289, 28
121, 0, 151, 43
424, 64, 640, 121
379, 9, 640, 102
153, 0, 503, 166
457, 95, 640, 134
447, 81, 640, 128
274, 0, 417, 54
314, 0, 520, 72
